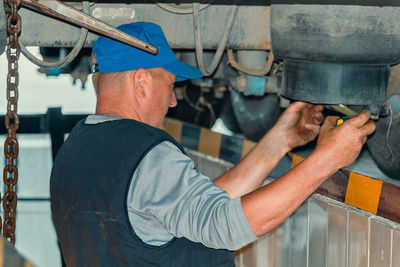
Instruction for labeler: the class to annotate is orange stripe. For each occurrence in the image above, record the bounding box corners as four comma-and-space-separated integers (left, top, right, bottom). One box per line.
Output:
165, 119, 182, 142
198, 128, 221, 158
345, 172, 382, 214
291, 154, 305, 168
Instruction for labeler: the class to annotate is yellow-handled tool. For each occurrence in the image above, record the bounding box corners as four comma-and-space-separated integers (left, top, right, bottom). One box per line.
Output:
327, 105, 358, 126
336, 116, 351, 126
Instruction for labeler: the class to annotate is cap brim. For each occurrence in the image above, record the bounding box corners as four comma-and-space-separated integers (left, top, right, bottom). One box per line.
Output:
162, 60, 203, 82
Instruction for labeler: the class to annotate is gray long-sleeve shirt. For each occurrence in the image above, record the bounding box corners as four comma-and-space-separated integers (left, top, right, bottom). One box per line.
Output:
85, 115, 257, 250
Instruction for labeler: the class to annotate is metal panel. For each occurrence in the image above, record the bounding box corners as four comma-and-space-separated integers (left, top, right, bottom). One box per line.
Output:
236, 196, 400, 267
348, 211, 369, 267
254, 233, 272, 267
19, 3, 271, 49
309, 197, 328, 267
392, 229, 400, 267
240, 243, 257, 267
243, 218, 289, 267
327, 203, 348, 267
290, 201, 308, 267
281, 216, 292, 267
267, 222, 286, 267
370, 219, 391, 267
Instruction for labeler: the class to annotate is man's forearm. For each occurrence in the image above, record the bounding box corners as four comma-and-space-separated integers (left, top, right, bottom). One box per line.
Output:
213, 127, 290, 199
241, 150, 336, 237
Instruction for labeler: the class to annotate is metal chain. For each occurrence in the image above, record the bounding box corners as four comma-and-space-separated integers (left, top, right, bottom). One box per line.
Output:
3, 0, 21, 245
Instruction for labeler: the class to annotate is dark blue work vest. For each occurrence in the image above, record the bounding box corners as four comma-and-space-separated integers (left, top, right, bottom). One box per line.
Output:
50, 119, 235, 267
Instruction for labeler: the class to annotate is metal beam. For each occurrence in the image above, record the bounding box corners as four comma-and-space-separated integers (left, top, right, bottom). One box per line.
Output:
18, 3, 271, 49
21, 0, 158, 54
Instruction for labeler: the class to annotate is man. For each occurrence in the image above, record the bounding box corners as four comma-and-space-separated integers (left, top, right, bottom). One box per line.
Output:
50, 22, 376, 266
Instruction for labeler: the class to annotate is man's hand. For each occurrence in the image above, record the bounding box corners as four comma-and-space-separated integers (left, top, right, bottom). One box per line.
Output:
272, 101, 324, 151
314, 110, 376, 172
215, 101, 323, 198
241, 110, 375, 238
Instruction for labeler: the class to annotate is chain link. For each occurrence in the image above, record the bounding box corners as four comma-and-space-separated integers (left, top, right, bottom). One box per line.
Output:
3, 0, 21, 245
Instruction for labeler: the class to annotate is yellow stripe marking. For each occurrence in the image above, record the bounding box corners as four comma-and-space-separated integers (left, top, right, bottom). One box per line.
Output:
198, 128, 221, 158
345, 172, 382, 214
241, 139, 256, 159
291, 154, 305, 168
165, 119, 182, 142
24, 260, 34, 267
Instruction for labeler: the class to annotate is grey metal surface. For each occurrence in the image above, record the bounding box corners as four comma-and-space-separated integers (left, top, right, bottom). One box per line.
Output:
393, 229, 400, 267
252, 232, 272, 266
0, 0, 6, 55
281, 216, 292, 267
270, 224, 285, 267
370, 219, 392, 267
237, 50, 268, 70
240, 242, 257, 267
289, 201, 308, 267
348, 211, 368, 267
308, 197, 327, 267
327, 203, 347, 267
19, 3, 271, 49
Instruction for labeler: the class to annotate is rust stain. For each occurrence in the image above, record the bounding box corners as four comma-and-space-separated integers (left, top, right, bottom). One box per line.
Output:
258, 7, 272, 50
258, 39, 272, 50
262, 6, 270, 17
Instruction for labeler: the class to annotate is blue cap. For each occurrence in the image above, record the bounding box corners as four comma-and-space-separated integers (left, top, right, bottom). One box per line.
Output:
92, 22, 202, 82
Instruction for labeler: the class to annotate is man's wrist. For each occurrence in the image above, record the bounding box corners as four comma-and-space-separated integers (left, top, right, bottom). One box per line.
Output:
306, 149, 339, 178
259, 127, 292, 159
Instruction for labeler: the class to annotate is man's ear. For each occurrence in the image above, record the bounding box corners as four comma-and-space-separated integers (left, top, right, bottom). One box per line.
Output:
132, 68, 148, 98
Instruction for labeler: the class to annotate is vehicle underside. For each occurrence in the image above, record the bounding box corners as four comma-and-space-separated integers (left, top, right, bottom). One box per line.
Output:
3, 0, 398, 178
